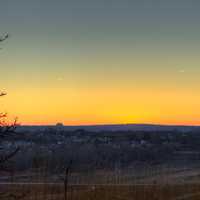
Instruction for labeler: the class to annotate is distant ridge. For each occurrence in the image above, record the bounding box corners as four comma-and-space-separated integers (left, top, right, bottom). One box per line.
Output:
17, 123, 200, 133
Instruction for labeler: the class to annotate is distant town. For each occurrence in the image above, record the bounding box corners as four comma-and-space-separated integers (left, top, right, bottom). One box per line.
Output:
2, 124, 200, 184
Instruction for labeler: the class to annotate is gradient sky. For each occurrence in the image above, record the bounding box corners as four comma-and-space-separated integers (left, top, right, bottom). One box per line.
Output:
1, 0, 200, 125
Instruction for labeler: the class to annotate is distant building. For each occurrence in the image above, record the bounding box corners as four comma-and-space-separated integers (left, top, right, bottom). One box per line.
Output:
56, 123, 64, 127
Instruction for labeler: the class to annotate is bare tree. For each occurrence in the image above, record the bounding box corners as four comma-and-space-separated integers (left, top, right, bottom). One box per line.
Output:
0, 33, 19, 168
0, 34, 24, 200
64, 160, 72, 200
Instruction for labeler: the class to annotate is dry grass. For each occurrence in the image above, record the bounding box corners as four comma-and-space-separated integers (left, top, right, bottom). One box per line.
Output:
2, 183, 200, 200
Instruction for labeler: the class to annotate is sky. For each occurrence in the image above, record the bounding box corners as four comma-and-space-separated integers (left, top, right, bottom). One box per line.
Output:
1, 0, 200, 125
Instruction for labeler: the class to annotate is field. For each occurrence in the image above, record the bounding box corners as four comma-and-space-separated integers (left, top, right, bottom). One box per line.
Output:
2, 164, 200, 199
2, 183, 200, 200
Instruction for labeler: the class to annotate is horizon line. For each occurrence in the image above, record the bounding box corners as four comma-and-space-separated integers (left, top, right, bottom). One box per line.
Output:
19, 123, 200, 127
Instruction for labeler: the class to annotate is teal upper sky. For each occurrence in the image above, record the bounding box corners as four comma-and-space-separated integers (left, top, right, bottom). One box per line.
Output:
1, 0, 200, 46
1, 0, 200, 88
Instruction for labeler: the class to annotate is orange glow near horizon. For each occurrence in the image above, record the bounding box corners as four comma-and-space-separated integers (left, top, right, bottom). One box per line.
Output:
2, 85, 200, 126
2, 41, 200, 126
20, 121, 200, 127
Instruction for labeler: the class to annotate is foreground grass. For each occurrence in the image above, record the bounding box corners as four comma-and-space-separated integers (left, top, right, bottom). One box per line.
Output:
2, 183, 200, 200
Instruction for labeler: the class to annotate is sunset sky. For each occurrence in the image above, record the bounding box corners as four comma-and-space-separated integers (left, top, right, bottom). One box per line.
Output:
1, 0, 200, 125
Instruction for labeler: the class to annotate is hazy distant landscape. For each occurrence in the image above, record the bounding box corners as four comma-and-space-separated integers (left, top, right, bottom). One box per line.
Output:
17, 123, 200, 132
4, 124, 200, 183
2, 124, 200, 199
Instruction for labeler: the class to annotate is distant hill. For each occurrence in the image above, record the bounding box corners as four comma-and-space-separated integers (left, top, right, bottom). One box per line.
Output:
16, 124, 200, 133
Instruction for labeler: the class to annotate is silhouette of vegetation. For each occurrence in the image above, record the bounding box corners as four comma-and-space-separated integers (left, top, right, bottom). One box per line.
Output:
0, 33, 19, 168
0, 33, 24, 200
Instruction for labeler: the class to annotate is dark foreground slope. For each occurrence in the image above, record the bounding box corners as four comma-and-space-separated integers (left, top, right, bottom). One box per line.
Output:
2, 184, 200, 200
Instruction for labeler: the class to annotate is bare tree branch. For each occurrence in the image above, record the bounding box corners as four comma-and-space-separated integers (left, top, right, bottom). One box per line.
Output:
0, 92, 6, 97
0, 92, 19, 165
0, 147, 20, 164
0, 34, 9, 42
